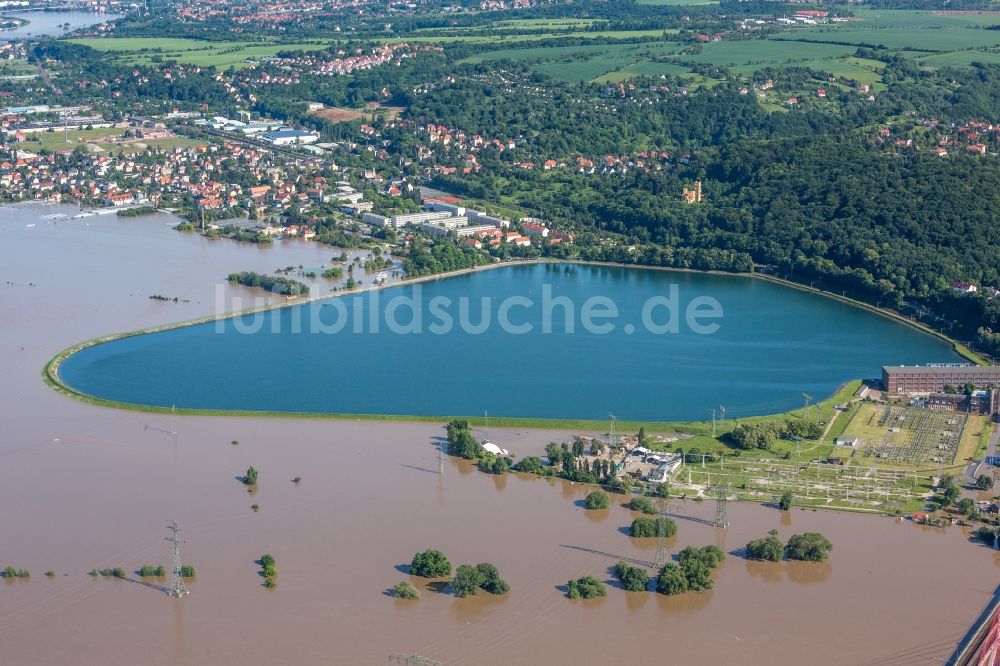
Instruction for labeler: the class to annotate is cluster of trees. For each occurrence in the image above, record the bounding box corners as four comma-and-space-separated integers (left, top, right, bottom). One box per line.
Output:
585, 490, 610, 510
1, 566, 29, 579
783, 533, 833, 562
392, 581, 421, 600
91, 567, 126, 578
614, 561, 651, 592
138, 565, 167, 577
446, 419, 485, 460
410, 549, 452, 578
259, 554, 277, 587
566, 575, 606, 599
242, 466, 258, 486
630, 516, 677, 538
453, 563, 510, 598
227, 272, 308, 296
746, 528, 834, 563
401, 239, 490, 278
627, 496, 658, 515
745, 532, 784, 562
544, 441, 617, 485
728, 419, 823, 451
657, 545, 725, 595
409, 548, 508, 597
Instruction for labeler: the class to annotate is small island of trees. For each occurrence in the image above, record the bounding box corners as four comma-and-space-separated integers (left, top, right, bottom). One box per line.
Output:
227, 271, 309, 296
566, 576, 606, 599
410, 549, 451, 578
585, 490, 609, 510
630, 516, 677, 538
393, 581, 420, 600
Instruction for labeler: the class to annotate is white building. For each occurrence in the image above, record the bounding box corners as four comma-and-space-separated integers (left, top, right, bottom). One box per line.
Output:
261, 129, 319, 146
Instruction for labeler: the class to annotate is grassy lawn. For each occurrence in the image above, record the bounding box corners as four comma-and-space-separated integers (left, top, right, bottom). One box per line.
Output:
956, 415, 988, 465
17, 126, 124, 152
16, 128, 199, 154
976, 421, 995, 458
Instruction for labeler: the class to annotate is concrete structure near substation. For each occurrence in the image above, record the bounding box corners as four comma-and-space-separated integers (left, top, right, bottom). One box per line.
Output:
883, 364, 1000, 415
882, 365, 1000, 394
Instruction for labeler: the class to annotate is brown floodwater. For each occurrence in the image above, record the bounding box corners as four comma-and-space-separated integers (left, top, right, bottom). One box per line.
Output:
1, 204, 998, 666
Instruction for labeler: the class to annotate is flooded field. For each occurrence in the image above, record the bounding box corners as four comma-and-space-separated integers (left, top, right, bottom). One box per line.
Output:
1, 204, 998, 665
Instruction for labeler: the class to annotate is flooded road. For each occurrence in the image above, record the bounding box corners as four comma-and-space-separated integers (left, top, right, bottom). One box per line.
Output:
1, 204, 997, 665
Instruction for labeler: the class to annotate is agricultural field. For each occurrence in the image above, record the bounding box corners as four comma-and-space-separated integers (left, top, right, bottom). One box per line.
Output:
911, 49, 1000, 68
772, 27, 1000, 52
392, 28, 674, 44
460, 41, 684, 82
67, 37, 336, 69
460, 33, 887, 84
678, 39, 857, 68
849, 9, 1000, 29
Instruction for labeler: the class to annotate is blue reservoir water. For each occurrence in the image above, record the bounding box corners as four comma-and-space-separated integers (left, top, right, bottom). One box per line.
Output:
58, 263, 960, 421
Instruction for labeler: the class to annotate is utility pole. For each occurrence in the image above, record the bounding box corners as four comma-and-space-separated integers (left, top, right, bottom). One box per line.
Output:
484, 410, 489, 442
167, 520, 189, 598
438, 438, 444, 476
170, 404, 177, 438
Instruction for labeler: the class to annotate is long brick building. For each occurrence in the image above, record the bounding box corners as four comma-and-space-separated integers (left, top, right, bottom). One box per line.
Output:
882, 364, 1000, 394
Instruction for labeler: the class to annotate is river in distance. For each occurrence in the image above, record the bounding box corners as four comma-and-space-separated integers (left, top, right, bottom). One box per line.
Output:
0, 10, 122, 40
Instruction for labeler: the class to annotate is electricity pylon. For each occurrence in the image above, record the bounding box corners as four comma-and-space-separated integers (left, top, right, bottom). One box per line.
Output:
167, 520, 189, 598
653, 498, 672, 569
608, 413, 618, 449
712, 485, 730, 529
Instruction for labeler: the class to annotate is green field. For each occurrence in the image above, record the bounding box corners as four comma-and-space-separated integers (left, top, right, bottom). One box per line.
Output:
392, 29, 674, 44
17, 127, 198, 154
460, 41, 684, 82
773, 27, 1000, 52
594, 60, 703, 83
635, 0, 718, 5
849, 9, 1000, 29
679, 39, 857, 67
67, 38, 337, 69
912, 49, 1000, 67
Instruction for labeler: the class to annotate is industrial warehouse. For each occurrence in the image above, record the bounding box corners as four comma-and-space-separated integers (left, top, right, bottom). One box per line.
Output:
882, 364, 1000, 416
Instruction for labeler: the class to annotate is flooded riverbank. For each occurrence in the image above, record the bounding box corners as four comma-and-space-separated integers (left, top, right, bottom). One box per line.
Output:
1, 204, 997, 665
